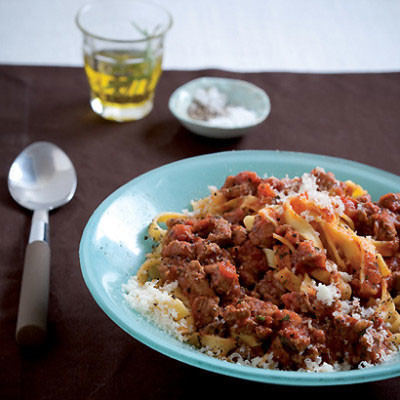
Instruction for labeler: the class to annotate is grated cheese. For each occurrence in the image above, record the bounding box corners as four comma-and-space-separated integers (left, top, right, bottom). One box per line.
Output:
300, 210, 314, 222
227, 351, 278, 370
326, 260, 339, 273
123, 277, 189, 341
358, 361, 373, 369
339, 271, 353, 282
300, 357, 351, 372
316, 283, 341, 306
276, 172, 344, 217
339, 298, 378, 321
299, 173, 344, 215
360, 306, 375, 318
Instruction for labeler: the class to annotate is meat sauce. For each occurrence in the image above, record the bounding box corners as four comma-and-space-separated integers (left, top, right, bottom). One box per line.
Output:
158, 170, 400, 370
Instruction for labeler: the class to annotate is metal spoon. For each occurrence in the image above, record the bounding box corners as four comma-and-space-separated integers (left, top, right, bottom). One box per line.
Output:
8, 141, 77, 346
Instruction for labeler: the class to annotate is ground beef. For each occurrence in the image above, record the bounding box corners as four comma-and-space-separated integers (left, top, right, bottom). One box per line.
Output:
265, 176, 301, 194
222, 207, 246, 224
221, 171, 261, 200
311, 168, 339, 192
379, 193, 400, 213
223, 295, 277, 340
274, 224, 301, 247
164, 223, 195, 244
281, 292, 313, 314
161, 240, 194, 261
249, 214, 275, 248
371, 210, 398, 241
254, 270, 286, 305
351, 199, 400, 241
152, 170, 396, 371
191, 295, 220, 328
204, 261, 240, 298
193, 216, 232, 245
236, 240, 269, 287
291, 241, 327, 273
231, 225, 247, 245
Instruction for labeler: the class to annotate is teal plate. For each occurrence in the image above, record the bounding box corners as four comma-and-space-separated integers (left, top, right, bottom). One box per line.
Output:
79, 150, 400, 386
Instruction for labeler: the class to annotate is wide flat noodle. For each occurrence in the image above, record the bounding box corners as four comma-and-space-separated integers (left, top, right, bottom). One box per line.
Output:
137, 257, 161, 284
199, 334, 236, 356
272, 233, 296, 254
148, 212, 187, 241
319, 220, 362, 272
283, 202, 323, 249
378, 282, 400, 333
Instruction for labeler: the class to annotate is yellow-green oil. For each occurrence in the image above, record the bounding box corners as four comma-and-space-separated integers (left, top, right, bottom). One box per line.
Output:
84, 50, 162, 113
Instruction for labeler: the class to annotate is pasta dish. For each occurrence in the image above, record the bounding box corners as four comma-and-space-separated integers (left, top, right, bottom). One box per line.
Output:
123, 168, 400, 371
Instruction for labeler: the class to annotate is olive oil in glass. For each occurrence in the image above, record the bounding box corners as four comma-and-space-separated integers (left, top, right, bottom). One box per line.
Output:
84, 49, 162, 121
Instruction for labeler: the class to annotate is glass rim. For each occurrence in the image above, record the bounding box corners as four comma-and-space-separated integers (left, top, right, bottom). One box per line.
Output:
75, 0, 173, 43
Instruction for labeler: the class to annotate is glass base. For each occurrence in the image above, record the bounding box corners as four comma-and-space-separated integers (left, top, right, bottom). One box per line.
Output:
90, 96, 153, 122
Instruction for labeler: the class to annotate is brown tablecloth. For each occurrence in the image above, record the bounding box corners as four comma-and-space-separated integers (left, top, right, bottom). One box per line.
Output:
1, 65, 400, 399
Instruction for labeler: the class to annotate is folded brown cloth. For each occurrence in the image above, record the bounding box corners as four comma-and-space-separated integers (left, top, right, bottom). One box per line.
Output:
0, 65, 400, 399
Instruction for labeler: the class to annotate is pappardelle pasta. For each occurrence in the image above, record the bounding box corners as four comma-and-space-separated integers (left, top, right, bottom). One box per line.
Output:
123, 168, 400, 371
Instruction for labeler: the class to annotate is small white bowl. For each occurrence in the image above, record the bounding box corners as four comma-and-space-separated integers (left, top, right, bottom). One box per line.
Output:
168, 77, 271, 139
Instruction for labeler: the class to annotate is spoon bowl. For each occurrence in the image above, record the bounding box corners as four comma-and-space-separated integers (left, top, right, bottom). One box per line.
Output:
8, 141, 77, 346
8, 141, 77, 211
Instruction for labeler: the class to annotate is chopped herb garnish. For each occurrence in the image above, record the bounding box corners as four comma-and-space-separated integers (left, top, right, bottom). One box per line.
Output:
256, 315, 266, 323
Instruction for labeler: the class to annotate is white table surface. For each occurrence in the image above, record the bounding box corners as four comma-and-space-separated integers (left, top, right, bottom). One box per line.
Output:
1, 0, 400, 73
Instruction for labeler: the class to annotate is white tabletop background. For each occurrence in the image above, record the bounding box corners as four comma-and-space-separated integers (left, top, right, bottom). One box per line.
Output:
1, 0, 400, 73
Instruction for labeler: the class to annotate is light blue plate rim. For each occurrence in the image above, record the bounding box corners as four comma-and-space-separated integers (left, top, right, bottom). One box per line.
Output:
79, 150, 400, 386
168, 77, 271, 129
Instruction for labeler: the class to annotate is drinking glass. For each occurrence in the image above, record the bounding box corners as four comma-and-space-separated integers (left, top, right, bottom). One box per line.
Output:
76, 0, 172, 122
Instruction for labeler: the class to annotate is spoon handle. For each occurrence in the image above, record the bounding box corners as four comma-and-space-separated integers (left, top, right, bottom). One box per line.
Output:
16, 210, 50, 346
